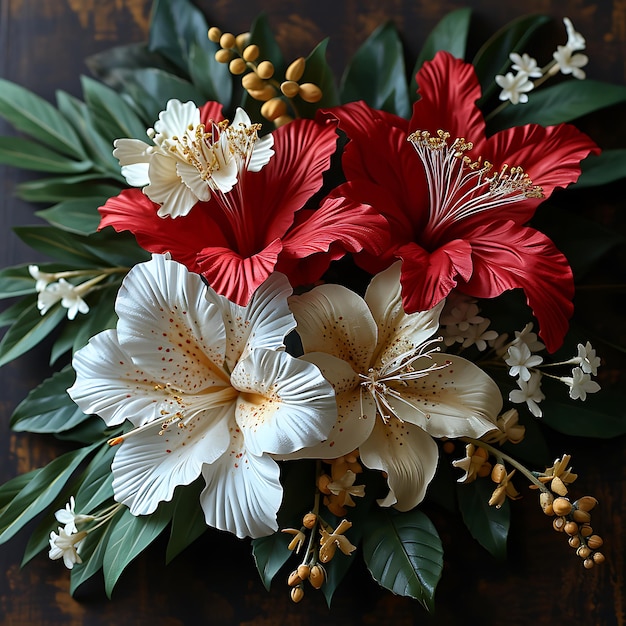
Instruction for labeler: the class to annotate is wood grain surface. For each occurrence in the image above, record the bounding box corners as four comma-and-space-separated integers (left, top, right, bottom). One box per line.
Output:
0, 1, 625, 625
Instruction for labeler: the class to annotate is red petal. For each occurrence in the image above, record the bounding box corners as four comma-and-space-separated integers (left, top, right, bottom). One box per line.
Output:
198, 101, 225, 124
396, 240, 474, 312
460, 221, 574, 352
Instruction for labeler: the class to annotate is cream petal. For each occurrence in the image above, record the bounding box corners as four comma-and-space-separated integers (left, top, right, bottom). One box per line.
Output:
176, 161, 211, 202
360, 418, 439, 511
111, 402, 233, 515
391, 353, 502, 438
290, 284, 377, 373
115, 255, 229, 393
145, 153, 199, 218
281, 352, 376, 459
232, 349, 337, 456
210, 134, 238, 193
200, 421, 282, 538
248, 132, 275, 172
366, 262, 444, 366
121, 163, 151, 187
206, 272, 296, 372
153, 100, 200, 140
69, 329, 188, 428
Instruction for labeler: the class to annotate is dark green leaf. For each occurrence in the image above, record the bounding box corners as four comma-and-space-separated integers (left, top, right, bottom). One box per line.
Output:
125, 68, 206, 110
0, 78, 88, 159
0, 301, 66, 367
251, 533, 294, 591
411, 8, 472, 97
36, 198, 107, 235
16, 175, 122, 204
576, 149, 626, 188
74, 444, 116, 513
248, 13, 286, 74
0, 470, 38, 513
188, 42, 233, 108
294, 39, 339, 119
472, 15, 551, 103
488, 80, 626, 130
0, 136, 92, 173
0, 298, 34, 328
362, 508, 443, 610
10, 365, 91, 434
55, 418, 117, 445
0, 445, 96, 543
0, 265, 38, 299
165, 479, 208, 564
82, 229, 150, 267
103, 503, 173, 597
341, 22, 410, 119
456, 478, 510, 560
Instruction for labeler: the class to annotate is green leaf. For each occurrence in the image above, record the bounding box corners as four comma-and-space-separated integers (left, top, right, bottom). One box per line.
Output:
74, 444, 116, 513
341, 22, 410, 119
165, 479, 208, 564
36, 197, 107, 235
81, 76, 148, 142
0, 445, 96, 543
0, 265, 38, 299
0, 298, 34, 328
0, 470, 38, 513
362, 508, 443, 610
472, 15, 551, 103
576, 149, 626, 188
0, 78, 88, 160
489, 80, 626, 130
188, 42, 233, 108
0, 136, 92, 173
411, 8, 472, 96
10, 365, 91, 434
125, 68, 206, 112
16, 175, 122, 204
103, 503, 173, 597
251, 533, 294, 591
248, 13, 286, 74
294, 39, 339, 119
0, 301, 66, 367
456, 479, 510, 560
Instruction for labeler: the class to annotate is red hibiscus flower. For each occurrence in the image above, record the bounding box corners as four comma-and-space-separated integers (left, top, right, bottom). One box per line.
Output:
327, 51, 599, 352
99, 103, 389, 305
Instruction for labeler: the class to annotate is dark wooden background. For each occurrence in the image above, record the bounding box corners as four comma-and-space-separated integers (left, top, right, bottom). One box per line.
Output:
1, 1, 625, 624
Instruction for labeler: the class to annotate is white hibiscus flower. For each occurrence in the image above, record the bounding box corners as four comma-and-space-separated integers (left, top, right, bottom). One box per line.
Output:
68, 255, 336, 538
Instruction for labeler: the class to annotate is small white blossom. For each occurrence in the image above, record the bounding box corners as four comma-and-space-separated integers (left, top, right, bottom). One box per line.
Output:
48, 527, 87, 569
460, 319, 499, 352
509, 372, 544, 417
483, 408, 525, 445
510, 53, 543, 78
37, 279, 89, 320
28, 265, 56, 292
513, 323, 545, 353
575, 341, 601, 376
495, 71, 535, 104
553, 45, 588, 80
54, 496, 94, 535
505, 343, 543, 381
565, 367, 601, 401
563, 17, 586, 51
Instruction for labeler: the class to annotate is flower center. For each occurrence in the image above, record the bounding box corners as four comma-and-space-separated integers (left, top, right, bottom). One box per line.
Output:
359, 338, 447, 424
407, 129, 543, 239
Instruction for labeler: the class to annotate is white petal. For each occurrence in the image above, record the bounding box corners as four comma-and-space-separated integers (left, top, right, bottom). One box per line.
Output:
115, 255, 228, 392
176, 161, 211, 202
360, 418, 439, 511
281, 352, 377, 460
154, 100, 200, 140
200, 423, 282, 538
365, 262, 444, 365
290, 284, 377, 373
145, 153, 199, 218
207, 272, 296, 372
392, 353, 501, 438
113, 138, 151, 164
121, 163, 151, 187
232, 349, 337, 456
69, 329, 183, 427
209, 136, 238, 193
111, 403, 232, 515
248, 132, 274, 172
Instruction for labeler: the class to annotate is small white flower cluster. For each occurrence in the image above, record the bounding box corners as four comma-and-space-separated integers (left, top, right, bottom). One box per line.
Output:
505, 327, 601, 417
29, 265, 90, 320
48, 497, 93, 569
495, 17, 588, 105
439, 294, 499, 352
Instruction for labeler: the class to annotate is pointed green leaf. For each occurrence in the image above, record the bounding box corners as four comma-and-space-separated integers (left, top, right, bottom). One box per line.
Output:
0, 137, 92, 173
16, 175, 122, 204
576, 149, 626, 188
341, 22, 410, 118
456, 479, 510, 560
36, 197, 107, 235
0, 445, 96, 543
0, 265, 38, 299
411, 8, 472, 97
0, 78, 88, 159
74, 445, 116, 513
251, 533, 293, 591
0, 298, 34, 328
0, 470, 38, 513
488, 80, 626, 130
472, 15, 551, 103
188, 42, 233, 108
103, 504, 173, 597
0, 301, 66, 367
362, 508, 443, 610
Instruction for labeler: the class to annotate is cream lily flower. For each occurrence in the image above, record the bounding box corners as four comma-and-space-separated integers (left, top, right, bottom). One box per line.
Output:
287, 262, 502, 511
68, 255, 336, 538
113, 100, 274, 219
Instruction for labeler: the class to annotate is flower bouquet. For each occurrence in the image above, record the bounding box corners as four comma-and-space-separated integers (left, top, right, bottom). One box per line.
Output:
0, 0, 624, 614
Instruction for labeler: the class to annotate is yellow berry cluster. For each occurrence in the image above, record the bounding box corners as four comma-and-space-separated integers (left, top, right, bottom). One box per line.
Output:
208, 26, 323, 126
540, 493, 605, 568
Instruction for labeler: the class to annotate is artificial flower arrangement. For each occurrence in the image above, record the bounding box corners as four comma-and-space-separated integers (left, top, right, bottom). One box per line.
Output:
0, 0, 624, 611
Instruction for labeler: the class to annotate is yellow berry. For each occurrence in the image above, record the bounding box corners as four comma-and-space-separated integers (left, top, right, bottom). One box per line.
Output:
287, 570, 301, 587
297, 564, 310, 580
568, 536, 580, 548
242, 72, 266, 91
235, 32, 250, 49
257, 60, 275, 80
592, 551, 605, 564
552, 497, 572, 516
576, 546, 591, 558
583, 558, 594, 570
491, 463, 506, 483
290, 586, 304, 603
215, 49, 233, 64
572, 509, 591, 524
575, 496, 598, 512
243, 45, 260, 62
309, 565, 325, 589
564, 521, 579, 536
247, 86, 277, 101
553, 517, 566, 532
286, 57, 306, 82
580, 524, 593, 537
219, 32, 236, 49
587, 535, 603, 549
298, 83, 323, 103
280, 80, 300, 98
229, 58, 247, 75
302, 513, 317, 529
208, 27, 222, 43
261, 97, 288, 121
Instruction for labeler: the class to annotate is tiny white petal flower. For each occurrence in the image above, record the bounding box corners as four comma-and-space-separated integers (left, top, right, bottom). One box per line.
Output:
495, 71, 535, 104
512, 323, 545, 353
509, 372, 544, 417
576, 341, 601, 376
28, 265, 56, 292
563, 17, 586, 51
565, 367, 601, 401
48, 527, 87, 569
54, 496, 94, 534
505, 343, 543, 381
509, 52, 543, 78
37, 279, 92, 320
553, 45, 588, 80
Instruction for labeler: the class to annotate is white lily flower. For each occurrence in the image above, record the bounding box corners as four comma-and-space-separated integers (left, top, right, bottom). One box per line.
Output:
286, 262, 502, 511
68, 255, 336, 539
113, 100, 274, 219
48, 527, 87, 569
